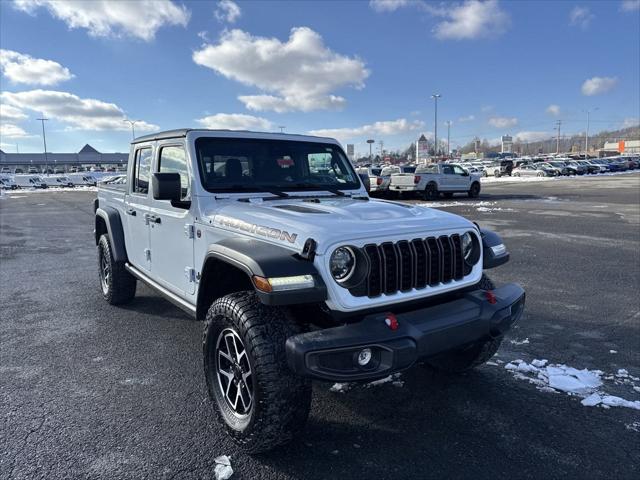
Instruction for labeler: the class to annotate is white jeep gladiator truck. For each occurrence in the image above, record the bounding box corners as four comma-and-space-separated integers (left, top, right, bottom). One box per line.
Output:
94, 129, 524, 453
389, 163, 482, 200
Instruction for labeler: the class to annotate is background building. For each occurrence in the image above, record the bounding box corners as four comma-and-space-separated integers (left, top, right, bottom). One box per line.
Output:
602, 139, 640, 154
0, 144, 128, 172
416, 134, 430, 164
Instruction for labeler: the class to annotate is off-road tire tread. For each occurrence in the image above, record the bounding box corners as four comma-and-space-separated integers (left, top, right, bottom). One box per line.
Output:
203, 292, 311, 453
427, 274, 502, 373
98, 234, 136, 305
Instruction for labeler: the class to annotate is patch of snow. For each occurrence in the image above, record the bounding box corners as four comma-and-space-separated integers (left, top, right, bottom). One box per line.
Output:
626, 421, 640, 432
329, 383, 351, 393
609, 350, 618, 354
214, 455, 233, 480
485, 361, 500, 366
505, 360, 640, 410
367, 373, 402, 387
510, 338, 530, 345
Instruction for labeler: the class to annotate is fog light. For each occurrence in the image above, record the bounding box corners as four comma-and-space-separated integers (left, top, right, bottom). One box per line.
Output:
357, 348, 372, 366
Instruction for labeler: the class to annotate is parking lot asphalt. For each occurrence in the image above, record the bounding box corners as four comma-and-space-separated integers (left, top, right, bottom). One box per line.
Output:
1, 174, 639, 480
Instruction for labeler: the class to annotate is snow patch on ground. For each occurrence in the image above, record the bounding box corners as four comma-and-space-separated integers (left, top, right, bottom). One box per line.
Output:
626, 421, 640, 432
214, 455, 233, 480
504, 359, 640, 410
7, 186, 97, 195
509, 338, 530, 345
330, 373, 403, 393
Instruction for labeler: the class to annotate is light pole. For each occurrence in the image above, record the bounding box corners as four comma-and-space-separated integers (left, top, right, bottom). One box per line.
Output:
37, 116, 49, 173
584, 108, 598, 157
431, 94, 441, 156
366, 139, 375, 162
123, 119, 139, 140
278, 126, 286, 133
445, 121, 451, 157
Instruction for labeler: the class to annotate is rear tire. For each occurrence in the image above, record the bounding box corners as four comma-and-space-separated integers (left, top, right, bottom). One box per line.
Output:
427, 274, 502, 373
468, 182, 481, 198
97, 234, 136, 305
423, 182, 439, 201
203, 292, 311, 453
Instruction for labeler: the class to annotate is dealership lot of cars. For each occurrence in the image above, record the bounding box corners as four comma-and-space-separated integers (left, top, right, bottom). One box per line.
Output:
1, 173, 638, 479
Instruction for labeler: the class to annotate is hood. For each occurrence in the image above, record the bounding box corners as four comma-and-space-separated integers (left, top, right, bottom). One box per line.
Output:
201, 197, 475, 254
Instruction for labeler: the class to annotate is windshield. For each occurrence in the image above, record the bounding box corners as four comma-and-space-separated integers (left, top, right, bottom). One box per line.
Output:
195, 137, 360, 193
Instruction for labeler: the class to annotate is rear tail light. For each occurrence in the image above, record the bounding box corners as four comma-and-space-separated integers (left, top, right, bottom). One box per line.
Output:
414, 175, 421, 184
376, 177, 383, 185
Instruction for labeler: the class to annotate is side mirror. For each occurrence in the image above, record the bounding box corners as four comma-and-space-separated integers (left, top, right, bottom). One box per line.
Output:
152, 172, 181, 201
358, 172, 370, 193
462, 171, 469, 176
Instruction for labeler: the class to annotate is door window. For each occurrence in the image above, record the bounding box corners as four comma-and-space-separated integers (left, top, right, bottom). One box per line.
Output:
133, 148, 152, 194
158, 146, 190, 200
442, 165, 454, 175
452, 165, 467, 175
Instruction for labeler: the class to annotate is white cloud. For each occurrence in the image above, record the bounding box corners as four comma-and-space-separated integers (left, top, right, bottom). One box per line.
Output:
581, 76, 618, 96
193, 27, 369, 112
621, 1, 640, 12
1, 103, 28, 122
514, 131, 550, 143
0, 123, 33, 139
369, 0, 410, 12
196, 113, 273, 131
215, 0, 241, 23
308, 118, 425, 142
546, 104, 560, 116
12, 0, 190, 41
0, 49, 73, 86
621, 117, 639, 128
488, 116, 518, 129
1, 89, 159, 131
458, 114, 475, 122
569, 6, 594, 29
433, 0, 511, 40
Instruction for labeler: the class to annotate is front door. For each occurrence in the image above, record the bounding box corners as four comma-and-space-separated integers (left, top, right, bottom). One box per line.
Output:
451, 165, 470, 190
125, 146, 152, 272
148, 143, 196, 296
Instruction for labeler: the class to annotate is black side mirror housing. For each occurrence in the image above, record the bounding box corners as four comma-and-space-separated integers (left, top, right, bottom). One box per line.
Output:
358, 172, 370, 193
152, 172, 181, 202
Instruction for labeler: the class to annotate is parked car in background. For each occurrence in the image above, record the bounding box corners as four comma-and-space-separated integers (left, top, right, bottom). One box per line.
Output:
1, 167, 11, 174
390, 163, 481, 199
536, 163, 561, 176
548, 161, 577, 176
356, 166, 383, 195
42, 176, 74, 188
14, 175, 47, 189
14, 168, 25, 174
484, 160, 514, 177
0, 176, 18, 190
576, 160, 601, 174
512, 164, 548, 177
69, 174, 98, 186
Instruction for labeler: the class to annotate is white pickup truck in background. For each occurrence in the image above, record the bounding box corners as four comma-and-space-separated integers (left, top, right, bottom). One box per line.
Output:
389, 163, 482, 200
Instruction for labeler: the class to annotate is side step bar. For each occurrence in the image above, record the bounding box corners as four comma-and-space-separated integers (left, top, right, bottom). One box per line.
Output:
125, 264, 197, 318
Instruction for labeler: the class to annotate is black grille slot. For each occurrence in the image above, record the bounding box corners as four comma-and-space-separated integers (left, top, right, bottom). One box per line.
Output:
380, 242, 399, 294
364, 244, 382, 297
350, 234, 468, 298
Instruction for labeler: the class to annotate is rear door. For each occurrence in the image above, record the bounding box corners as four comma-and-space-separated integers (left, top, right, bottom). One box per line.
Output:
124, 146, 152, 272
148, 142, 196, 296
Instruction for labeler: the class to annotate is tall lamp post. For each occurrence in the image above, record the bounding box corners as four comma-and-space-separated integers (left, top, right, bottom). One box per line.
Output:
584, 108, 598, 157
37, 116, 49, 173
366, 139, 375, 162
445, 121, 452, 157
431, 94, 441, 156
123, 119, 139, 140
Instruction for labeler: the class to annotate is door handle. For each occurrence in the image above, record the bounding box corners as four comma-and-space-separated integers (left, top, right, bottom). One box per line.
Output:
148, 215, 161, 224
126, 208, 136, 216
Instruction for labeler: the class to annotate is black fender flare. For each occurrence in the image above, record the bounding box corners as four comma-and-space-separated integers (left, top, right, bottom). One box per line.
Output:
95, 207, 128, 263
204, 237, 327, 306
479, 228, 509, 269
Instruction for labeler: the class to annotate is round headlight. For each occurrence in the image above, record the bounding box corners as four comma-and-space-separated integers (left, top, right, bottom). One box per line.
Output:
330, 247, 355, 282
461, 232, 474, 260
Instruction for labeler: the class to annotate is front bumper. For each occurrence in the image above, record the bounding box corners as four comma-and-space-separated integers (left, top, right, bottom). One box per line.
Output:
286, 283, 525, 381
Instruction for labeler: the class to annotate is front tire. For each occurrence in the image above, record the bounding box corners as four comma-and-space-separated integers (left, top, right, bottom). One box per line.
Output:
427, 274, 502, 373
468, 182, 481, 198
97, 234, 136, 305
203, 292, 311, 453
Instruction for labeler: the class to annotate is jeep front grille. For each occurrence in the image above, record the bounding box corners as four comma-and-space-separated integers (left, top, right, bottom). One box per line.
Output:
350, 234, 465, 298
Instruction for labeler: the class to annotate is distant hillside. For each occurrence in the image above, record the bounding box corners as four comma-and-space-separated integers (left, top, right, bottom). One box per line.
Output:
460, 125, 640, 155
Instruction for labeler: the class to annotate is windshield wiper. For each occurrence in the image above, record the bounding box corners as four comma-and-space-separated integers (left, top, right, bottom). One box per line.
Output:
293, 183, 347, 196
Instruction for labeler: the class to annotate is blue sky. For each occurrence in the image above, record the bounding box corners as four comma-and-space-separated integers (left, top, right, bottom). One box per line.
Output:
1, 0, 638, 155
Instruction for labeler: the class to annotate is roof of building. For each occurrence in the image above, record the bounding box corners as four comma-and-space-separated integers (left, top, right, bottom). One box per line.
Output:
78, 144, 100, 154
418, 134, 428, 142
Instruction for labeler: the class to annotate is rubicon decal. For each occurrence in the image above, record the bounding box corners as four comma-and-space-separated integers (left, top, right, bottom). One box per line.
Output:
215, 216, 298, 244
